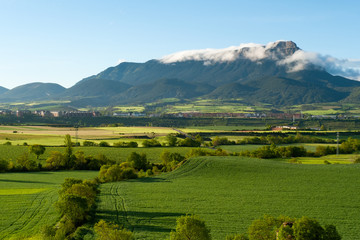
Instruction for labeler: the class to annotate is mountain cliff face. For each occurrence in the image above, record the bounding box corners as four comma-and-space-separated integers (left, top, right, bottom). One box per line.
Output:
1, 41, 359, 106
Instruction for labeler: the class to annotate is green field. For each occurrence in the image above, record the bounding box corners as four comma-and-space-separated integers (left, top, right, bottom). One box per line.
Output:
0, 171, 98, 239
96, 156, 360, 240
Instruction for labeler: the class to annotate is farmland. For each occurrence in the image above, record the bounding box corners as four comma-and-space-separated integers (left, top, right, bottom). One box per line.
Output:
1, 124, 360, 239
0, 171, 98, 239
96, 156, 360, 240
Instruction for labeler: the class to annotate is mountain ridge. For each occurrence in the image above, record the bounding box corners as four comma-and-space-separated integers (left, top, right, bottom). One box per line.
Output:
1, 40, 360, 106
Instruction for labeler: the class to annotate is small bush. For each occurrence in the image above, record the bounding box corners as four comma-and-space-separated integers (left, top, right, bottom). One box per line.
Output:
99, 141, 110, 147
83, 140, 97, 146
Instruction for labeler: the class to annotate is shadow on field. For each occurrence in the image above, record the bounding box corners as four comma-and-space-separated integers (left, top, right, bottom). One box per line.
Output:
97, 209, 183, 232
0, 179, 53, 184
136, 177, 171, 183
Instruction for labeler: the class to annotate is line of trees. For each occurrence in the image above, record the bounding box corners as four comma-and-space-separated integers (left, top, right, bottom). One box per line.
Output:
239, 137, 360, 159
211, 133, 336, 147
43, 178, 100, 239
169, 214, 341, 240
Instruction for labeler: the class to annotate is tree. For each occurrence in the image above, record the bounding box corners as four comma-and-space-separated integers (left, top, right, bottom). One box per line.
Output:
226, 234, 249, 240
16, 152, 38, 171
178, 138, 201, 147
166, 134, 178, 147
45, 151, 66, 170
64, 134, 75, 168
29, 144, 46, 160
248, 215, 283, 240
323, 224, 341, 240
170, 215, 211, 240
94, 220, 134, 240
293, 216, 324, 240
127, 152, 150, 171
0, 159, 9, 172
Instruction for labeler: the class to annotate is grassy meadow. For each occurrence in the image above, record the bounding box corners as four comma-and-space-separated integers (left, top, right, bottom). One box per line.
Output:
0, 171, 98, 239
96, 156, 360, 240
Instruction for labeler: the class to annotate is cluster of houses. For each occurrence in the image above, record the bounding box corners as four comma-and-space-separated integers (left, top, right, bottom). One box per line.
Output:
0, 110, 101, 118
1, 109, 360, 120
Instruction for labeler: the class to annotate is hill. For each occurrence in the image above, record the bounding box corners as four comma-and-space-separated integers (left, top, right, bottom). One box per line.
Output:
0, 82, 66, 102
0, 86, 8, 95
96, 156, 360, 239
59, 78, 131, 107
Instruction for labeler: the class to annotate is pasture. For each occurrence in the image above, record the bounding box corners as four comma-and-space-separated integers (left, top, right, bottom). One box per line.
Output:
0, 171, 98, 239
96, 156, 360, 240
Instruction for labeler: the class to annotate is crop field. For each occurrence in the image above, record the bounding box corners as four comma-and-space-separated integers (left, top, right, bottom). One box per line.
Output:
0, 125, 222, 146
0, 171, 98, 239
297, 154, 356, 164
96, 156, 360, 240
0, 145, 195, 164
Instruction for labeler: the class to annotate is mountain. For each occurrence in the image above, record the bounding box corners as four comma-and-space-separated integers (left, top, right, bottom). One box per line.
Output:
113, 78, 215, 103
59, 78, 131, 106
0, 82, 66, 102
83, 41, 299, 87
1, 41, 360, 106
0, 86, 8, 95
79, 40, 360, 105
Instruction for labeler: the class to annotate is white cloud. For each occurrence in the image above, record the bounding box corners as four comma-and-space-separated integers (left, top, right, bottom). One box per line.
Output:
159, 40, 360, 81
278, 51, 360, 80
160, 41, 284, 64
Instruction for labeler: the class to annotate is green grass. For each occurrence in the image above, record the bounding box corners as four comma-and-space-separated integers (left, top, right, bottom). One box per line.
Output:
96, 156, 360, 240
0, 171, 98, 239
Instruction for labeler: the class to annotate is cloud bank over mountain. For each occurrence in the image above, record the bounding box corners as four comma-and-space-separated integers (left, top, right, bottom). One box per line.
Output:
278, 51, 360, 80
160, 40, 360, 81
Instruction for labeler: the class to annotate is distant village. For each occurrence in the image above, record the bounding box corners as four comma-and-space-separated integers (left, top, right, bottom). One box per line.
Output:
0, 110, 101, 118
1, 109, 359, 120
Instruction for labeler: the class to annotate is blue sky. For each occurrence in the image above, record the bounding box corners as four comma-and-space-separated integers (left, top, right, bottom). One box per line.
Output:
0, 0, 359, 89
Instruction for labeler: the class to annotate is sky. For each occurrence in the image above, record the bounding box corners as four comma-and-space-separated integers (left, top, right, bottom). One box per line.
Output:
0, 0, 359, 89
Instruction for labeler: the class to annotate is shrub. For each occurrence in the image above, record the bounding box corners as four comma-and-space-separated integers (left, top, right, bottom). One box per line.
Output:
94, 220, 134, 240
127, 152, 150, 171
142, 139, 161, 147
170, 215, 211, 240
99, 141, 110, 147
29, 144, 46, 160
83, 140, 97, 146
0, 159, 9, 172
99, 164, 138, 182
16, 153, 38, 171
178, 137, 201, 147
45, 151, 66, 170
160, 150, 185, 171
226, 234, 249, 240
113, 141, 138, 148
166, 133, 178, 147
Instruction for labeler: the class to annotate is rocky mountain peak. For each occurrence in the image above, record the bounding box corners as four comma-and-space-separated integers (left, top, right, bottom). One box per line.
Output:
269, 41, 300, 56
